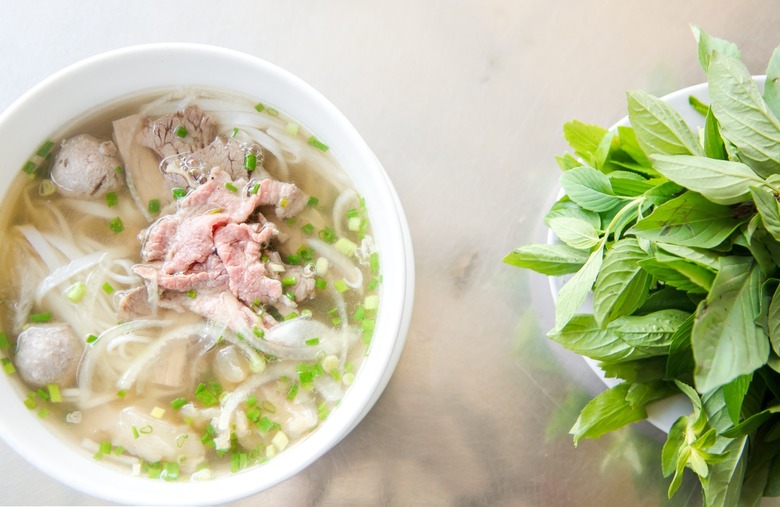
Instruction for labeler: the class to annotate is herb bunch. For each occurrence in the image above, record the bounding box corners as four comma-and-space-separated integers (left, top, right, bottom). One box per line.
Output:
505, 26, 780, 504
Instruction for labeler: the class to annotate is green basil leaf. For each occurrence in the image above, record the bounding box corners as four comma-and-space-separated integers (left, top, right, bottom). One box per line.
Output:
656, 242, 722, 271
559, 166, 623, 212
691, 23, 741, 71
638, 257, 709, 294
544, 199, 601, 229
764, 46, 780, 119
636, 286, 699, 315
700, 437, 749, 507
768, 282, 780, 356
600, 356, 668, 383
616, 125, 653, 169
502, 243, 588, 276
751, 185, 780, 242
563, 120, 608, 167
708, 52, 780, 178
630, 191, 745, 249
704, 106, 727, 160
569, 382, 647, 445
549, 309, 689, 363
554, 247, 603, 330
662, 416, 688, 477
592, 238, 653, 326
666, 313, 695, 381
547, 216, 601, 249
692, 257, 769, 393
650, 154, 764, 205
554, 152, 583, 171
627, 89, 704, 157
721, 374, 752, 425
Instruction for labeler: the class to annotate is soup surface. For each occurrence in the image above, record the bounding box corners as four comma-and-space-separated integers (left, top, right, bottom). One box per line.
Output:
0, 89, 380, 480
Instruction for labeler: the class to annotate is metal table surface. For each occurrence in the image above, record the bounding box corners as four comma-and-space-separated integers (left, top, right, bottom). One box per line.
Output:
1, 2, 780, 505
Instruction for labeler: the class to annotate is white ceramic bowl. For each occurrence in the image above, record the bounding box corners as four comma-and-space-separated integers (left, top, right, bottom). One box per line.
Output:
0, 44, 415, 505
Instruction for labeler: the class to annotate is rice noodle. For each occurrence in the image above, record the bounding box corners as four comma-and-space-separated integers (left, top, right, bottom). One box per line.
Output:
35, 251, 106, 305
16, 224, 66, 272
306, 238, 363, 289
332, 188, 359, 239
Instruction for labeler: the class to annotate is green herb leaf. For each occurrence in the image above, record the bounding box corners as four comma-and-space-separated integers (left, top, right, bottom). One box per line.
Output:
650, 154, 764, 205
502, 243, 588, 276
559, 167, 623, 212
627, 89, 704, 157
692, 257, 769, 393
691, 24, 741, 71
592, 238, 653, 326
569, 383, 648, 445
553, 247, 603, 330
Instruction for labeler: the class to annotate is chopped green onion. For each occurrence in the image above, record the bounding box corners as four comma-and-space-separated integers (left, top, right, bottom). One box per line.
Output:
286, 122, 299, 135
131, 426, 140, 439
29, 312, 52, 323
300, 223, 314, 235
252, 326, 265, 339
108, 217, 124, 234
282, 276, 297, 287
139, 425, 153, 435
194, 382, 222, 407
261, 400, 276, 413
22, 161, 37, 175
48, 384, 62, 403
267, 107, 279, 117
148, 199, 161, 214
106, 191, 118, 208
364, 295, 379, 311
37, 407, 48, 419
353, 305, 366, 322
175, 434, 189, 449
342, 372, 355, 386
334, 237, 358, 256
285, 217, 297, 227
36, 140, 55, 158
170, 397, 187, 410
314, 278, 327, 290
246, 395, 258, 407
254, 102, 266, 113
251, 182, 261, 195
98, 440, 112, 455
113, 446, 125, 456
117, 389, 127, 398
318, 227, 336, 243
334, 279, 348, 293
224, 182, 238, 193
245, 405, 262, 423
174, 125, 188, 138
36, 388, 50, 401
257, 416, 276, 433
38, 180, 56, 197
161, 462, 179, 481
115, 166, 124, 174
172, 188, 187, 200
244, 153, 257, 171
0, 332, 10, 350
150, 406, 165, 419
317, 403, 330, 421
305, 337, 320, 346
187, 289, 197, 299
307, 136, 329, 151
370, 252, 380, 276
64, 281, 87, 303
24, 397, 36, 409
86, 334, 99, 344
348, 217, 361, 231
307, 196, 319, 208
231, 127, 239, 138
286, 254, 301, 265
2, 358, 16, 375
102, 282, 115, 295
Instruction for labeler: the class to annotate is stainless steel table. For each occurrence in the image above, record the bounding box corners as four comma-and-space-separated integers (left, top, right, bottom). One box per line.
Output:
2, 1, 780, 505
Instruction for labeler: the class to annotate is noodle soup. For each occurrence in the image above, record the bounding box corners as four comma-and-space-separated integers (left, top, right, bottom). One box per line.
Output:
0, 88, 381, 481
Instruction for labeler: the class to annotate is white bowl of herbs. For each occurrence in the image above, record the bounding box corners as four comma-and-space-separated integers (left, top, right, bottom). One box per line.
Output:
506, 26, 780, 504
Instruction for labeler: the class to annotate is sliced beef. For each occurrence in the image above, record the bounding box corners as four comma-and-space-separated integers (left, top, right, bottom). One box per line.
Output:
15, 324, 84, 388
50, 134, 124, 198
138, 105, 217, 159
189, 136, 262, 182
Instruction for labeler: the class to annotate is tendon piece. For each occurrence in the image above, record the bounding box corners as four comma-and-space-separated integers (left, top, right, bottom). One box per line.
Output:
113, 114, 172, 221
50, 134, 123, 198
15, 324, 84, 388
138, 104, 217, 159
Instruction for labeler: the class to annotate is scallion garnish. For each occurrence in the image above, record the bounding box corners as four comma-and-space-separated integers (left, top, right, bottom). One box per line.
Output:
224, 182, 238, 193
29, 312, 52, 323
334, 237, 358, 256
187, 289, 197, 299
300, 223, 314, 235
318, 227, 336, 243
315, 278, 327, 290
64, 281, 87, 303
86, 334, 99, 344
244, 153, 256, 171
286, 254, 301, 265
307, 136, 329, 151
102, 282, 115, 295
0, 332, 10, 350
305, 337, 320, 346
148, 199, 161, 214
170, 397, 187, 410
267, 107, 279, 117
108, 217, 124, 234
254, 102, 265, 113
251, 182, 261, 195
369, 252, 380, 276
1, 358, 15, 375
48, 384, 62, 403
106, 191, 118, 208
334, 280, 349, 293
306, 196, 319, 208
231, 127, 239, 138
364, 294, 379, 311
22, 161, 37, 175
257, 416, 275, 433
115, 166, 124, 174
286, 122, 299, 135
172, 188, 186, 200
282, 276, 297, 287
174, 125, 188, 138
36, 140, 55, 158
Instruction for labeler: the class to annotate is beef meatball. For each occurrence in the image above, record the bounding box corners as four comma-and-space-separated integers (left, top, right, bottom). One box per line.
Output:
51, 134, 123, 198
15, 324, 83, 388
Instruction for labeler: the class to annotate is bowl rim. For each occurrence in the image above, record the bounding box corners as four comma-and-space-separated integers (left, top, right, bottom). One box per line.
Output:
0, 43, 415, 505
